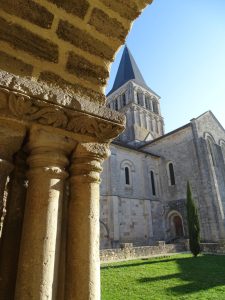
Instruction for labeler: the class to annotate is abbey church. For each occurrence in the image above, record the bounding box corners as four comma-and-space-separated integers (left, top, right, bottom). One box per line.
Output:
100, 46, 225, 249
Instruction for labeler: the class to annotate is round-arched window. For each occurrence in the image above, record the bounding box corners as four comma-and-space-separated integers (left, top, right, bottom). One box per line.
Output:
125, 167, 130, 185
168, 162, 175, 186
150, 171, 156, 196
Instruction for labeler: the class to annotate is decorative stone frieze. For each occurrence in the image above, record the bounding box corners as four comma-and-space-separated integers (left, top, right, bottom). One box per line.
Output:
0, 86, 125, 141
65, 142, 110, 300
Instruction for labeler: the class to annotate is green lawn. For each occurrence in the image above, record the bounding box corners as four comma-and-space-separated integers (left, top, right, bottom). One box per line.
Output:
101, 254, 225, 300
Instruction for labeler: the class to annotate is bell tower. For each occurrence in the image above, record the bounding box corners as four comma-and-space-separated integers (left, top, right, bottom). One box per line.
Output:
107, 46, 164, 146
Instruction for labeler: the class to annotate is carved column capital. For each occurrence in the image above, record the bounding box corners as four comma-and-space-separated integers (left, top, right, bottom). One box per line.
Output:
26, 125, 77, 179
70, 143, 110, 183
74, 142, 110, 159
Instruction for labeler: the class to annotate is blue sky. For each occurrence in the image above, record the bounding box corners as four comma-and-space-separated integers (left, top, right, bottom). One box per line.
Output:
106, 0, 225, 133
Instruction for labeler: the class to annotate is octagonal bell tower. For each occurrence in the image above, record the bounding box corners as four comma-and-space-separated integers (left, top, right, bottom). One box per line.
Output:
107, 46, 164, 146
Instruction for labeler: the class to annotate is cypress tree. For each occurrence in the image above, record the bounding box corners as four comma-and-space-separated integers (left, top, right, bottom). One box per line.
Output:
186, 181, 201, 257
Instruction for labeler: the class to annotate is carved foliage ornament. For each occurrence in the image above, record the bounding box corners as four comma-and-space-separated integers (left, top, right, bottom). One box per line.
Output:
0, 88, 124, 140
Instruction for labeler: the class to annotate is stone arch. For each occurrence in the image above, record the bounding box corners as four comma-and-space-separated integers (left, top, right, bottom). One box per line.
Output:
219, 139, 225, 147
166, 210, 184, 241
204, 132, 216, 144
219, 139, 225, 158
0, 1, 153, 106
204, 132, 217, 166
120, 159, 135, 172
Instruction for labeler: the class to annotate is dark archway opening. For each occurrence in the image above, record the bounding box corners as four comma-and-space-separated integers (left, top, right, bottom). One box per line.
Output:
173, 215, 184, 238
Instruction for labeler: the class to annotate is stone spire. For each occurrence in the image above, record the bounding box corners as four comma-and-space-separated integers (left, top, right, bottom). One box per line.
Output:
107, 46, 164, 146
107, 45, 158, 97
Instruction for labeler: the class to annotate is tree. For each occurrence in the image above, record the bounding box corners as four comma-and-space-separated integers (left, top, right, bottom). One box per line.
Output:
186, 181, 201, 257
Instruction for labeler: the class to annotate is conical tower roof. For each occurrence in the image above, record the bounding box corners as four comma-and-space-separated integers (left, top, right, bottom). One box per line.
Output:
107, 45, 158, 97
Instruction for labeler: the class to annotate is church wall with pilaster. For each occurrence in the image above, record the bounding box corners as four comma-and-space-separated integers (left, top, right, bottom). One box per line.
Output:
100, 144, 160, 248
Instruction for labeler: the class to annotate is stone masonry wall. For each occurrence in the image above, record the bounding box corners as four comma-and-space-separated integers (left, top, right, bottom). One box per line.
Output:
0, 0, 153, 104
100, 242, 187, 262
100, 143, 161, 248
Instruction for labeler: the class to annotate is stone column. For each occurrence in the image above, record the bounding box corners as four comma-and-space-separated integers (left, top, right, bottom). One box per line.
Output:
0, 160, 13, 234
149, 99, 153, 112
15, 126, 76, 300
133, 89, 138, 104
142, 93, 146, 108
65, 142, 109, 300
0, 119, 26, 236
0, 151, 27, 300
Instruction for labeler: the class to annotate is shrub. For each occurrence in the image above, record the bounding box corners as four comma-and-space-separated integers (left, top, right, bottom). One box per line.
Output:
186, 181, 201, 257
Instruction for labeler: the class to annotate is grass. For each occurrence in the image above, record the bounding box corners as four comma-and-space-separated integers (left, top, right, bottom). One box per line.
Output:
101, 254, 225, 300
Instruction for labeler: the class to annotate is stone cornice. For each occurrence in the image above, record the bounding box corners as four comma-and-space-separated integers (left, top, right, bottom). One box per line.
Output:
0, 86, 125, 141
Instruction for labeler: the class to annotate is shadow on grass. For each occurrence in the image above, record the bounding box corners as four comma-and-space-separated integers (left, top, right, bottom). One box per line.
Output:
138, 255, 225, 296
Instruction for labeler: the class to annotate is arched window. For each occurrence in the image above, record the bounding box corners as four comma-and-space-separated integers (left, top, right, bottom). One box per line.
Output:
137, 92, 142, 105
205, 134, 216, 166
168, 162, 175, 186
122, 93, 126, 106
152, 100, 159, 114
145, 96, 151, 110
115, 99, 118, 111
121, 160, 134, 187
150, 171, 156, 196
125, 167, 130, 185
156, 119, 159, 134
220, 140, 225, 159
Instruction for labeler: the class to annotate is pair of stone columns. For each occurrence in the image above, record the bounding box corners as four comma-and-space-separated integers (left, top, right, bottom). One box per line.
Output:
0, 123, 109, 300
0, 120, 26, 235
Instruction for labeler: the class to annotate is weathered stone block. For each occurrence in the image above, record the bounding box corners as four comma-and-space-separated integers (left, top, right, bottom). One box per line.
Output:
56, 20, 114, 60
99, 0, 140, 20
89, 8, 127, 41
0, 51, 33, 77
47, 0, 89, 19
66, 52, 108, 86
39, 71, 106, 103
0, 17, 58, 62
0, 0, 54, 29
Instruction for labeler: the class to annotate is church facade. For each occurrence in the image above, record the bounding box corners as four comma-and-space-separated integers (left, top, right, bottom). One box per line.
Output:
100, 46, 225, 249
